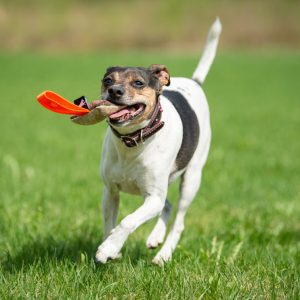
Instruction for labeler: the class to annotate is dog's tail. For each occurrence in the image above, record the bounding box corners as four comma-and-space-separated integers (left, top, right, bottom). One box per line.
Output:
192, 18, 222, 85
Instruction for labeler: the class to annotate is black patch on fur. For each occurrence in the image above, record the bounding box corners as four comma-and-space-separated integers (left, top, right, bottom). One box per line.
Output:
162, 90, 200, 171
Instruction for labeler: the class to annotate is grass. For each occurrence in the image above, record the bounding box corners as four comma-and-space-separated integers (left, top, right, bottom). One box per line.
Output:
0, 50, 299, 299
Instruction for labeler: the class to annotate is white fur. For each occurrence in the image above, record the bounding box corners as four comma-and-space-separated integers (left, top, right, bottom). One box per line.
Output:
192, 18, 222, 85
95, 19, 221, 265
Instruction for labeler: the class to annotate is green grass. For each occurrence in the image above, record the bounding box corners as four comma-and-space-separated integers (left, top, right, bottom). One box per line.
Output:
0, 51, 299, 299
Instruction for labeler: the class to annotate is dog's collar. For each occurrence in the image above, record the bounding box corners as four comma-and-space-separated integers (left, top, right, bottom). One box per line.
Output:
109, 101, 164, 147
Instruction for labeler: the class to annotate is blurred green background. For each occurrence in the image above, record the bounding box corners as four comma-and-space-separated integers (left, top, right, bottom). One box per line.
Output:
1, 0, 300, 53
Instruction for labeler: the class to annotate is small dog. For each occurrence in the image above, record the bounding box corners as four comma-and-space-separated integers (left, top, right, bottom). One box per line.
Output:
76, 19, 221, 265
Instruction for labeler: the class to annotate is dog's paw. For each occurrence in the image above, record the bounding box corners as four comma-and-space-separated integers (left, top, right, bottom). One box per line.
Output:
146, 232, 165, 249
152, 248, 172, 266
146, 224, 167, 249
95, 243, 122, 264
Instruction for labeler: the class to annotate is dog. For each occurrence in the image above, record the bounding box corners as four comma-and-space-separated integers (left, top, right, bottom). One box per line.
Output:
75, 19, 221, 265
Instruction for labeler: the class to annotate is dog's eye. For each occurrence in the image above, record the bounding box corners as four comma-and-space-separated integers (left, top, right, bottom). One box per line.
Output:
133, 80, 144, 88
103, 78, 113, 85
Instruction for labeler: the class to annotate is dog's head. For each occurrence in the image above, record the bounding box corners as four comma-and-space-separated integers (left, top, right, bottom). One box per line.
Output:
101, 64, 170, 128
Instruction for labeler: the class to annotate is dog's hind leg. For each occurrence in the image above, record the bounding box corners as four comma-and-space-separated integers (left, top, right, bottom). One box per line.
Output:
146, 199, 172, 249
152, 166, 203, 266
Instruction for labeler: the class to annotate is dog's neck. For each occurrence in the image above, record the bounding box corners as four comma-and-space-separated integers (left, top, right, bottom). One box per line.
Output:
108, 100, 164, 148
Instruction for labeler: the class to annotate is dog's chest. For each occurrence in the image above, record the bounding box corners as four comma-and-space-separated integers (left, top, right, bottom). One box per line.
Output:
102, 158, 147, 195
114, 169, 141, 195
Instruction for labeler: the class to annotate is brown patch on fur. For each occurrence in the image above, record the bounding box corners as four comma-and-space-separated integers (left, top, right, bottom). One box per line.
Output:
121, 72, 157, 125
129, 87, 156, 125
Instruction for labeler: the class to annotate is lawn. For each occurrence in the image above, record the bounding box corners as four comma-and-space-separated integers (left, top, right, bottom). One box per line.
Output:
0, 51, 299, 299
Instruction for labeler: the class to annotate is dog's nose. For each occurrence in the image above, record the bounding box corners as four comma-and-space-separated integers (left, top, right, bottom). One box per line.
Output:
108, 86, 125, 98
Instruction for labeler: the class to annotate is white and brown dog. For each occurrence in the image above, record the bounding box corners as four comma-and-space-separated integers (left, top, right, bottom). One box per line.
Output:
73, 19, 222, 265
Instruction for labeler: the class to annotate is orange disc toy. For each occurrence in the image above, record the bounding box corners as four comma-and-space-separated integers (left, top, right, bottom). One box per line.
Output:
37, 90, 90, 116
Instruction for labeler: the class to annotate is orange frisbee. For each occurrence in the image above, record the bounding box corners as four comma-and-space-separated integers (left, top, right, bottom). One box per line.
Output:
37, 90, 90, 116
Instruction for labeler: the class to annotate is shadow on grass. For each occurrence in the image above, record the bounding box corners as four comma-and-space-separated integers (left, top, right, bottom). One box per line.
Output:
1, 232, 154, 274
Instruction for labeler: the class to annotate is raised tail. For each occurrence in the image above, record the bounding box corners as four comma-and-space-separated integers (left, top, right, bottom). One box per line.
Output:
192, 18, 222, 85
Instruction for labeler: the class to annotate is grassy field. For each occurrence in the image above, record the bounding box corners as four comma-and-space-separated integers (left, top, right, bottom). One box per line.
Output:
0, 51, 299, 299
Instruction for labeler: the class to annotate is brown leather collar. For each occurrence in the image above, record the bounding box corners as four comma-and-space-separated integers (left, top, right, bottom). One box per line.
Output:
109, 101, 164, 147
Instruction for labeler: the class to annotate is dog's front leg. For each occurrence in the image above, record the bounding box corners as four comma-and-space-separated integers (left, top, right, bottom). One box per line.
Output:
102, 187, 120, 239
96, 194, 165, 263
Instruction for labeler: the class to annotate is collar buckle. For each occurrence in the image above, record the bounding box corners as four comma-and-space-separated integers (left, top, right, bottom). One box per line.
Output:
120, 135, 139, 147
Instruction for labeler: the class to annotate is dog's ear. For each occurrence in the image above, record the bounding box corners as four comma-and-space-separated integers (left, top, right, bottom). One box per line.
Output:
149, 64, 170, 86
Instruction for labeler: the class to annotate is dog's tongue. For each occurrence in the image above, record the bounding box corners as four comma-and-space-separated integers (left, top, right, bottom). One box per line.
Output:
109, 107, 131, 118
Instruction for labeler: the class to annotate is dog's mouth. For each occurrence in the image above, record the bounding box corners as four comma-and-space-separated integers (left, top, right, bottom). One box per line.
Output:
109, 103, 145, 125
